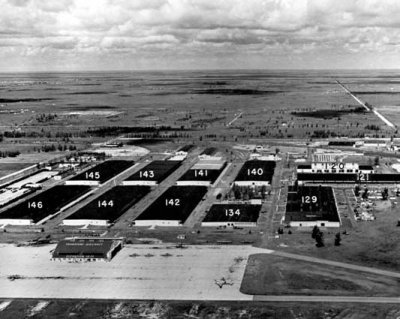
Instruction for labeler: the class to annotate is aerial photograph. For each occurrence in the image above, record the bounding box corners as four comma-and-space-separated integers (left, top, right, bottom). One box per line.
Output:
2, 0, 400, 318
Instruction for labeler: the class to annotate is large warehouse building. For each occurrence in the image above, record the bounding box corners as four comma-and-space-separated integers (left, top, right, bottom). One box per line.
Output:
122, 160, 181, 186
0, 170, 59, 208
52, 237, 124, 262
134, 186, 207, 226
0, 185, 91, 225
202, 203, 261, 227
65, 160, 135, 186
234, 160, 276, 186
284, 185, 340, 227
63, 186, 151, 226
176, 157, 226, 186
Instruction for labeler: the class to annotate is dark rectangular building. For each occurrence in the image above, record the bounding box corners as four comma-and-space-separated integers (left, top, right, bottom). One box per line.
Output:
0, 185, 91, 225
63, 186, 151, 226
134, 186, 208, 226
202, 203, 261, 227
285, 186, 340, 227
66, 160, 135, 186
234, 160, 276, 186
122, 160, 181, 186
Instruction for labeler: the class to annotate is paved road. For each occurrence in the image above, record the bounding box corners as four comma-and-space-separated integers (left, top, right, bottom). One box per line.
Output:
254, 295, 400, 303
336, 80, 396, 129
271, 250, 400, 279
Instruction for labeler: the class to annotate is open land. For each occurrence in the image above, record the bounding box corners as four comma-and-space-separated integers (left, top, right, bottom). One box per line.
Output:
3, 70, 400, 316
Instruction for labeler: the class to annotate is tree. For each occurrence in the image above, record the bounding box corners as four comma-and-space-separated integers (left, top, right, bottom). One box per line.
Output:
315, 231, 324, 247
334, 232, 341, 246
354, 185, 360, 197
311, 225, 320, 239
381, 187, 389, 200
362, 188, 369, 200
261, 185, 267, 200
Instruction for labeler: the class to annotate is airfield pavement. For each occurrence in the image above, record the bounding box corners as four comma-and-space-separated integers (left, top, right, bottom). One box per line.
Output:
0, 244, 267, 301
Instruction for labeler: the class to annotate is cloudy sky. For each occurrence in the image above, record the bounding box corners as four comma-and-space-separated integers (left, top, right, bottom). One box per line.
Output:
1, 0, 400, 71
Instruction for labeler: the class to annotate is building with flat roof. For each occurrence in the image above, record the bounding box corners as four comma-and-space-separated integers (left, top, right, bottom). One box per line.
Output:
65, 160, 134, 186
63, 186, 150, 226
284, 186, 340, 227
202, 203, 261, 227
234, 160, 276, 186
122, 160, 181, 186
176, 157, 226, 186
0, 185, 91, 225
297, 163, 374, 174
134, 186, 207, 226
52, 237, 124, 262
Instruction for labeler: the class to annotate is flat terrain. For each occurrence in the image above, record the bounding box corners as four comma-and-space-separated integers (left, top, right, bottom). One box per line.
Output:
241, 254, 400, 297
265, 194, 400, 272
0, 244, 265, 300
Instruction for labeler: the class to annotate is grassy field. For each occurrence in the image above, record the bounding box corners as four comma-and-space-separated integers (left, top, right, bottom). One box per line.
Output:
240, 254, 400, 297
265, 196, 400, 272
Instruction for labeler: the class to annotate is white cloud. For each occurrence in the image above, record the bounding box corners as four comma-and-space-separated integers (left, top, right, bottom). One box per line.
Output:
0, 0, 399, 70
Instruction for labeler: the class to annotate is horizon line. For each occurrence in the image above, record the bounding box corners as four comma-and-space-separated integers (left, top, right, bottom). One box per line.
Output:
0, 68, 400, 74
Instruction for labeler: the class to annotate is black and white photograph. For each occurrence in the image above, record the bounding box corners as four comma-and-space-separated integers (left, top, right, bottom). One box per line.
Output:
1, 0, 400, 318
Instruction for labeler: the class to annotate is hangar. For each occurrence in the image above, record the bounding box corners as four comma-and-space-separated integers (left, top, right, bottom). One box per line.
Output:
202, 203, 261, 227
234, 160, 276, 186
52, 237, 124, 262
63, 186, 151, 226
0, 185, 91, 225
134, 186, 207, 226
176, 157, 226, 186
65, 160, 134, 186
284, 185, 340, 227
122, 160, 181, 186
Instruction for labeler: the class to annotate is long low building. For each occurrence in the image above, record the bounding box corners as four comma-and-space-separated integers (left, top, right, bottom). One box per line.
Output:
234, 160, 276, 186
297, 172, 400, 184
52, 237, 124, 262
176, 157, 226, 186
0, 188, 32, 207
134, 186, 207, 226
284, 185, 340, 227
297, 162, 373, 174
9, 170, 59, 189
122, 160, 181, 186
65, 160, 135, 186
63, 186, 150, 226
202, 203, 261, 227
0, 185, 91, 225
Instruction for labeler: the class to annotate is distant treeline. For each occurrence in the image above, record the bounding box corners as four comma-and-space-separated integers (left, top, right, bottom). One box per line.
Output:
0, 150, 20, 158
86, 126, 191, 137
0, 126, 192, 140
292, 107, 366, 119
193, 89, 283, 95
34, 144, 77, 152
0, 98, 53, 103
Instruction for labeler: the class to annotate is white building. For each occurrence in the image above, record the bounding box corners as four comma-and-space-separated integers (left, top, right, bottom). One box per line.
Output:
62, 219, 110, 227
297, 162, 374, 174
133, 219, 181, 227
